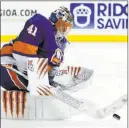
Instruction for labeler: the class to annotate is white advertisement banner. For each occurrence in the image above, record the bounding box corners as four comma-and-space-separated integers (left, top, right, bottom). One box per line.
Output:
1, 1, 128, 42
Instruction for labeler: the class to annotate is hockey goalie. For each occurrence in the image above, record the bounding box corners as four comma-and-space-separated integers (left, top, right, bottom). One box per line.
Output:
1, 6, 126, 120
0, 6, 94, 120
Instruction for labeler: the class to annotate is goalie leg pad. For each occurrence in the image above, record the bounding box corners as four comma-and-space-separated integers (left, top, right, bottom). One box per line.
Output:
1, 90, 75, 120
27, 57, 50, 96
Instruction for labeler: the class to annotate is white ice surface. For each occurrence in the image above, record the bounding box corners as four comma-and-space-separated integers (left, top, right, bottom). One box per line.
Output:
1, 42, 127, 128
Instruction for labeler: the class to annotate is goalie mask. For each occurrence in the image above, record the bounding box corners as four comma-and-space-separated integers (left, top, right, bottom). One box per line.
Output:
49, 6, 73, 36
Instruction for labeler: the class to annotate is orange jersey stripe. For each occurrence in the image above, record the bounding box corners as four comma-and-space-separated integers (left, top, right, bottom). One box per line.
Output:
13, 41, 38, 55
0, 46, 13, 55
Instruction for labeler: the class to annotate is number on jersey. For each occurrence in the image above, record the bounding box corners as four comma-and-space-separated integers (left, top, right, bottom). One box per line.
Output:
27, 24, 37, 36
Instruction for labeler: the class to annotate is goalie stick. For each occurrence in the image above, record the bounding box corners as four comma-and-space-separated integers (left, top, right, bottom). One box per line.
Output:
3, 65, 127, 119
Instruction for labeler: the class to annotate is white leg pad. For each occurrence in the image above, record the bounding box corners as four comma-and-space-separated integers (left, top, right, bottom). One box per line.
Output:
1, 90, 76, 120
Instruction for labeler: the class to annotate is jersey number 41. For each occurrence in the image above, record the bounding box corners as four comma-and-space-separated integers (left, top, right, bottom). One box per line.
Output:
27, 24, 37, 37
